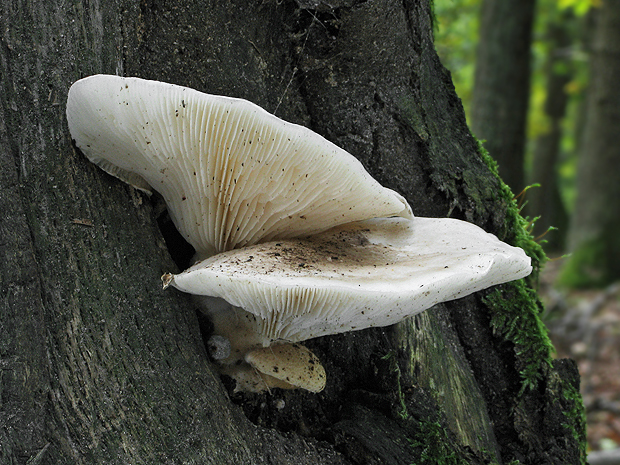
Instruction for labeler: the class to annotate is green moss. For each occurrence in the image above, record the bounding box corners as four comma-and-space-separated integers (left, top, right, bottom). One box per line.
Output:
559, 368, 588, 464
561, 381, 588, 463
381, 351, 409, 420
484, 282, 554, 394
398, 96, 429, 141
475, 139, 546, 282
429, 0, 437, 34
474, 139, 554, 394
475, 139, 588, 462
408, 420, 469, 465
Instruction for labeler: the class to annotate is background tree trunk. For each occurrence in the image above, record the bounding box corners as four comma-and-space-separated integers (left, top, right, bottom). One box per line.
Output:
560, 0, 620, 288
1, 0, 585, 463
470, 0, 537, 195
525, 15, 573, 252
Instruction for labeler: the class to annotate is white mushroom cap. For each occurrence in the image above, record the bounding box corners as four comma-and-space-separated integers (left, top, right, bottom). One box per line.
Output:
163, 217, 532, 344
66, 75, 412, 257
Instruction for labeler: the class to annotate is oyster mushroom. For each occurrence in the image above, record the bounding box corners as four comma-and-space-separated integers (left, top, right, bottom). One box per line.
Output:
67, 75, 531, 393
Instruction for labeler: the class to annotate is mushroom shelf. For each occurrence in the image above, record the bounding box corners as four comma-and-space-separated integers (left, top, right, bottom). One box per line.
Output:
67, 75, 532, 393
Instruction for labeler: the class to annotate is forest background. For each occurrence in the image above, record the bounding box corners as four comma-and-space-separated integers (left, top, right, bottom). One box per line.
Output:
434, 0, 619, 457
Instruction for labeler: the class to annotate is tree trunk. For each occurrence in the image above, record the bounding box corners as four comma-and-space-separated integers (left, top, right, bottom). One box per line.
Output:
525, 16, 572, 252
470, 0, 537, 195
560, 0, 620, 288
1, 1, 585, 464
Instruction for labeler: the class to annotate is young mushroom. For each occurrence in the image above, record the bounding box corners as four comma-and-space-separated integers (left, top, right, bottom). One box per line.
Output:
67, 75, 532, 393
221, 343, 327, 393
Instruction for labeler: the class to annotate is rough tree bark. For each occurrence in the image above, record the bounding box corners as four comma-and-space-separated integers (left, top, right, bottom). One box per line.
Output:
1, 1, 585, 464
470, 0, 537, 195
561, 0, 620, 287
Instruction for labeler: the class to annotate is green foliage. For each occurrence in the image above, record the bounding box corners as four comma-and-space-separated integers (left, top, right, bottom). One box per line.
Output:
558, 0, 600, 16
434, 0, 480, 118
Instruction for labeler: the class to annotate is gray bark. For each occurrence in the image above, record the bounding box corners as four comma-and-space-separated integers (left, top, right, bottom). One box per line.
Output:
1, 0, 585, 463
